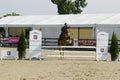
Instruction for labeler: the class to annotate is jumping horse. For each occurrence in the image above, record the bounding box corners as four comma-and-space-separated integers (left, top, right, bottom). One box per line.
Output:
58, 23, 72, 57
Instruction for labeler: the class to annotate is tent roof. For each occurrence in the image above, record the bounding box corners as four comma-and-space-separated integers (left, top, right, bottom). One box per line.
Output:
0, 14, 120, 27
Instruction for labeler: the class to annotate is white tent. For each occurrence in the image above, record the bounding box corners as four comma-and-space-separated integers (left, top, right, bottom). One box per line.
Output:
0, 14, 119, 27
0, 14, 120, 39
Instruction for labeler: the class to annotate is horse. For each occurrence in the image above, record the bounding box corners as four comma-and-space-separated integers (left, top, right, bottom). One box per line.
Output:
58, 23, 72, 57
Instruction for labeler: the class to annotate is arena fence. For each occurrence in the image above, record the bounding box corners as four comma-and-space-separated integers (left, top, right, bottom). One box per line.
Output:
0, 37, 117, 47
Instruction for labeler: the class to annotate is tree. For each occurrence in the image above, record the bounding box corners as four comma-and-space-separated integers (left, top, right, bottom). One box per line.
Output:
0, 27, 5, 34
51, 0, 87, 14
3, 12, 20, 17
110, 32, 119, 61
17, 29, 26, 60
0, 16, 5, 35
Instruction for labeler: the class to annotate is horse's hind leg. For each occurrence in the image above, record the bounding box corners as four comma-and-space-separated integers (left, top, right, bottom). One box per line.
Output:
62, 48, 65, 57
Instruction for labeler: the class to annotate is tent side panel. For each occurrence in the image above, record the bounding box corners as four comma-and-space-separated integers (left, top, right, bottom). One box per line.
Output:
79, 27, 93, 39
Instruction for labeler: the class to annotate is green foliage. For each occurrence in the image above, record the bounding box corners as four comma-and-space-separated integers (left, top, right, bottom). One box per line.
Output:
0, 27, 5, 34
3, 12, 20, 17
110, 32, 119, 61
51, 0, 87, 14
17, 30, 26, 52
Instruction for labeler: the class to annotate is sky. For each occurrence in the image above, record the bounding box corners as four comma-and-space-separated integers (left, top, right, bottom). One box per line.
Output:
0, 0, 120, 16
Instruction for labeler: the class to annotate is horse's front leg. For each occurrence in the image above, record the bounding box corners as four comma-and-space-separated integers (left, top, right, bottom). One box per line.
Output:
59, 47, 62, 57
59, 48, 64, 58
62, 48, 64, 57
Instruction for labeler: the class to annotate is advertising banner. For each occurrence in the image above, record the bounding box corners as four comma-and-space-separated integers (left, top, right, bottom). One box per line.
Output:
1, 50, 17, 60
8, 37, 19, 43
29, 30, 42, 60
96, 31, 109, 60
78, 39, 96, 46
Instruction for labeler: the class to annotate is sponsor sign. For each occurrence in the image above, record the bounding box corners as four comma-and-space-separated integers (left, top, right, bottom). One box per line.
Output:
78, 39, 96, 46
29, 31, 41, 45
96, 32, 109, 60
29, 30, 42, 60
8, 37, 19, 43
1, 50, 17, 60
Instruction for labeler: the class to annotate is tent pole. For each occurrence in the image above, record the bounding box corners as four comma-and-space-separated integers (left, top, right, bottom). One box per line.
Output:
93, 26, 95, 39
5, 25, 8, 37
93, 24, 97, 39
